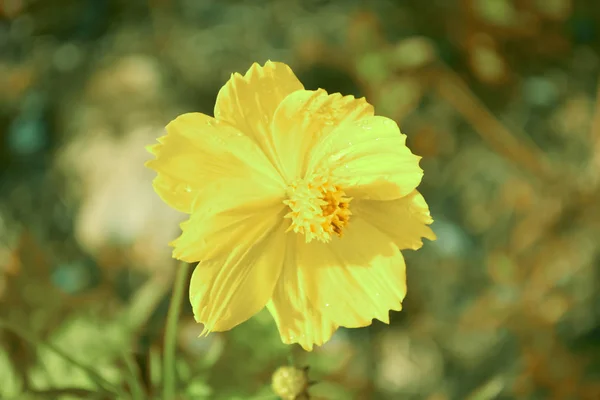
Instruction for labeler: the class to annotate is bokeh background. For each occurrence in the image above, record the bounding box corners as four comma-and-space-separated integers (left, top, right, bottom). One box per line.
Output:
1, 0, 600, 399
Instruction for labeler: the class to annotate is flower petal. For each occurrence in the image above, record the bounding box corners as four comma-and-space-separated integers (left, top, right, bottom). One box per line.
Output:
353, 190, 436, 251
269, 89, 374, 181
266, 237, 338, 351
307, 116, 423, 201
146, 112, 282, 213
188, 214, 288, 333
214, 61, 304, 174
171, 188, 285, 263
297, 217, 407, 328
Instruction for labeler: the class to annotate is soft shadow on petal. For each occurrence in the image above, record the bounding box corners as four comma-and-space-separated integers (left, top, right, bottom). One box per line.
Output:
171, 191, 285, 263
298, 217, 407, 329
270, 89, 374, 181
353, 190, 436, 251
146, 112, 283, 213
188, 217, 288, 333
307, 116, 423, 201
266, 236, 338, 351
214, 61, 304, 175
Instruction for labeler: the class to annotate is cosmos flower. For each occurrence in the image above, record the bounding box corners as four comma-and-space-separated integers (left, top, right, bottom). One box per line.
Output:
146, 61, 435, 351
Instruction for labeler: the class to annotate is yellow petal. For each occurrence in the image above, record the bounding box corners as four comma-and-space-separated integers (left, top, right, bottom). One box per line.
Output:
266, 237, 338, 351
269, 89, 374, 181
353, 190, 436, 251
171, 189, 285, 263
146, 112, 282, 213
188, 216, 288, 333
307, 116, 423, 201
214, 61, 304, 174
297, 217, 407, 328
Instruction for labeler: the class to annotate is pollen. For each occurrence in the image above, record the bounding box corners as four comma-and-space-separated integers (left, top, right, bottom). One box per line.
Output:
283, 174, 352, 243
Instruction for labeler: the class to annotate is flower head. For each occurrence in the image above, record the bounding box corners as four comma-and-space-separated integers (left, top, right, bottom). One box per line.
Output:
146, 61, 436, 351
271, 366, 311, 400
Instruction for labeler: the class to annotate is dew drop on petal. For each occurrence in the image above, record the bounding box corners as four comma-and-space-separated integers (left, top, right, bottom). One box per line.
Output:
174, 183, 191, 195
329, 153, 343, 163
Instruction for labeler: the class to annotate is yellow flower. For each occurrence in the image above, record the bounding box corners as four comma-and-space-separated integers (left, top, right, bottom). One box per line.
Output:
146, 61, 436, 351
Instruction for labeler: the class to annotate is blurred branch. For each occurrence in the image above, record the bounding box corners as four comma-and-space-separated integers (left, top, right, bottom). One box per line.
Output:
148, 0, 173, 54
28, 387, 107, 399
0, 318, 122, 397
120, 271, 173, 334
465, 376, 505, 400
435, 63, 557, 182
588, 76, 600, 187
122, 352, 147, 400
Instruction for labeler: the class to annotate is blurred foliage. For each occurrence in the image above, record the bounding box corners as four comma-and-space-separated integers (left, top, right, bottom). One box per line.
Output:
1, 0, 600, 399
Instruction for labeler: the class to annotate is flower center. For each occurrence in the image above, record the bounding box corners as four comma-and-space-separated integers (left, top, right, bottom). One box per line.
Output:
283, 174, 352, 243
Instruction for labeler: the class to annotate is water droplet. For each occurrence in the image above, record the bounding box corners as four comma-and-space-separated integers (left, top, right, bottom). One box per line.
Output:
329, 153, 343, 163
175, 183, 192, 194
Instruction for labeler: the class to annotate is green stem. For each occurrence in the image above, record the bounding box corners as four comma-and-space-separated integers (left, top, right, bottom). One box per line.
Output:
162, 261, 190, 400
122, 352, 146, 400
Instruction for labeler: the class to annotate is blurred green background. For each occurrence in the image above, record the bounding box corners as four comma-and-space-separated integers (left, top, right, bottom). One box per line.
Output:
1, 0, 600, 399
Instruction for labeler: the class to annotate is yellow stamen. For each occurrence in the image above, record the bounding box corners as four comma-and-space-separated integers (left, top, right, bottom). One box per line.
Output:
283, 174, 352, 243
